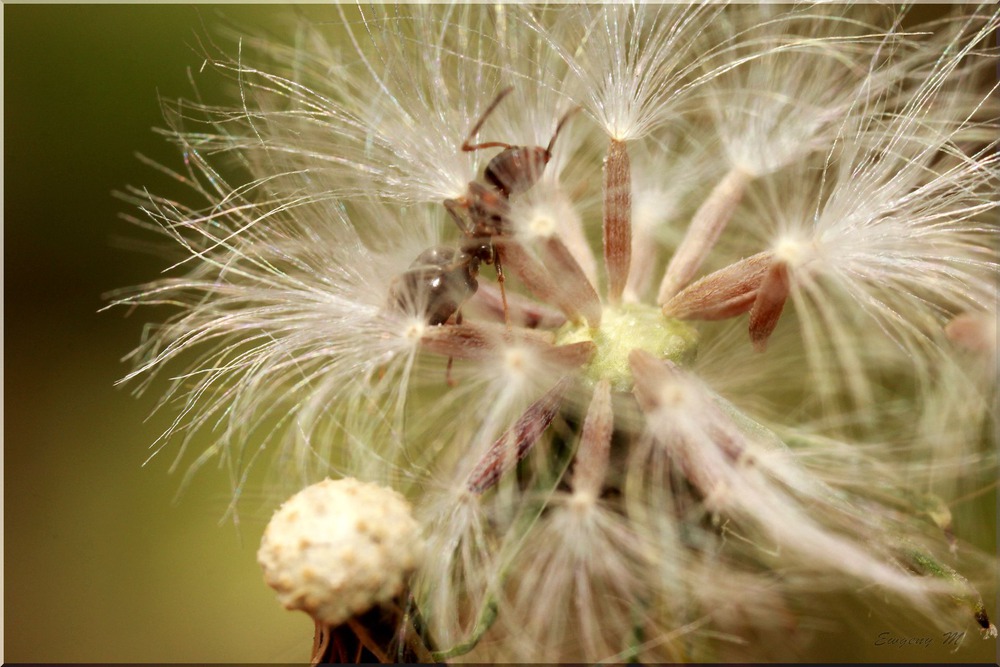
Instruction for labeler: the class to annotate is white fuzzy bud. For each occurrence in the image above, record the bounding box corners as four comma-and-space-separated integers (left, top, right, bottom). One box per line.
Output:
257, 478, 424, 626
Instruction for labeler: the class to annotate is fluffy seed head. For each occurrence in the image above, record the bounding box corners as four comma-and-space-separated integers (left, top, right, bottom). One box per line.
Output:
118, 4, 998, 662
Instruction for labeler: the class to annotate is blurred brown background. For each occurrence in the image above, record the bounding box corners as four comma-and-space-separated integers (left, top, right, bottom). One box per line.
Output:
4, 4, 995, 664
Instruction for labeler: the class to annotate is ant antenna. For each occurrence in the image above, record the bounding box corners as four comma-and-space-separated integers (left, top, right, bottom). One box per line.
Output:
462, 87, 515, 153
546, 106, 582, 156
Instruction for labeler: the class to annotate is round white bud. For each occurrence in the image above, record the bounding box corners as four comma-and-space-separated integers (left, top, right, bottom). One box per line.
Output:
257, 478, 424, 626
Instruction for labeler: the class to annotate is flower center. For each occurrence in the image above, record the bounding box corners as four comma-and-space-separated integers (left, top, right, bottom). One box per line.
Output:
554, 303, 698, 391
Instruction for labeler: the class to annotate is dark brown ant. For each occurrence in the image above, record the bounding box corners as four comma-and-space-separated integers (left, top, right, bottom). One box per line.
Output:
391, 87, 578, 327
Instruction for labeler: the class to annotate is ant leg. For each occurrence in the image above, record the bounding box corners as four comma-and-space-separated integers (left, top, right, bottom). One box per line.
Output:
462, 87, 515, 153
463, 140, 512, 153
494, 245, 511, 331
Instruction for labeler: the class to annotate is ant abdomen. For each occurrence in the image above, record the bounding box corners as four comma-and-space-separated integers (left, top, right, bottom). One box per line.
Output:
411, 246, 464, 269
389, 244, 491, 325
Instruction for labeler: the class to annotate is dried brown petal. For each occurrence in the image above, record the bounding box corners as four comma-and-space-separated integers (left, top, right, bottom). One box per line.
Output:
542, 340, 597, 369
628, 348, 679, 414
420, 323, 544, 360
467, 377, 572, 494
658, 167, 752, 304
571, 379, 613, 498
502, 240, 586, 325
541, 236, 602, 328
468, 283, 568, 330
748, 260, 791, 352
662, 252, 772, 320
629, 349, 751, 498
945, 311, 997, 356
420, 323, 595, 371
419, 323, 495, 359
603, 139, 632, 304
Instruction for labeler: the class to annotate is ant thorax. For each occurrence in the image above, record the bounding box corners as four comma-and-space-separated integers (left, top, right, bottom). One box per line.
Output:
462, 182, 511, 238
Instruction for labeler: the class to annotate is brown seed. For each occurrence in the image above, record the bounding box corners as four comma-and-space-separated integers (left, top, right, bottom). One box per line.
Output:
658, 167, 752, 303
541, 236, 603, 327
662, 251, 772, 321
467, 377, 571, 494
604, 139, 633, 304
748, 260, 791, 352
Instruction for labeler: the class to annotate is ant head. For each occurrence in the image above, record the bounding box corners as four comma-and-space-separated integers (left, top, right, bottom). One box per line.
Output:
484, 146, 551, 197
461, 239, 496, 265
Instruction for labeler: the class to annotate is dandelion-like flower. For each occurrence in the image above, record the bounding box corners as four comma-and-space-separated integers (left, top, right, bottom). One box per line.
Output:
114, 4, 999, 662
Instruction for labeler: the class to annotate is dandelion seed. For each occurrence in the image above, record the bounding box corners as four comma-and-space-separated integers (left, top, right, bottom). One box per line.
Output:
527, 4, 731, 304
658, 6, 922, 302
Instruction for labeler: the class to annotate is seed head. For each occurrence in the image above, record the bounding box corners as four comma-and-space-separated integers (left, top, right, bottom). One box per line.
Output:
257, 478, 424, 627
117, 4, 998, 662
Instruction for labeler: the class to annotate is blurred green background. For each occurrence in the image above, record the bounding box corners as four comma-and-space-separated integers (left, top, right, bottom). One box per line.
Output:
4, 6, 318, 662
3, 4, 995, 664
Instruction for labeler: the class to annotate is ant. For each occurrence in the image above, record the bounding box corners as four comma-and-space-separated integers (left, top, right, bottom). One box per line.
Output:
390, 87, 579, 328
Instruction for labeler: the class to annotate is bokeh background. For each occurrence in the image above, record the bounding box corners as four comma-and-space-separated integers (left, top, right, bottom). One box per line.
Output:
4, 4, 996, 664
5, 6, 317, 662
